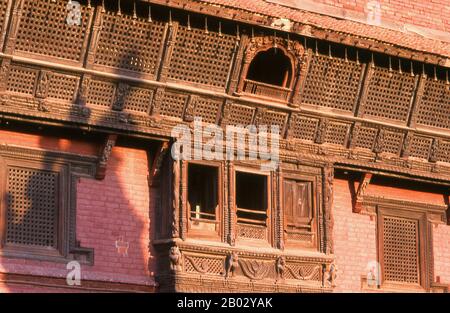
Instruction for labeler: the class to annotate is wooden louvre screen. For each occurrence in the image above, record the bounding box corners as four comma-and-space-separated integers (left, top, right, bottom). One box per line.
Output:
382, 216, 420, 285
15, 0, 91, 61
6, 167, 59, 248
168, 25, 235, 88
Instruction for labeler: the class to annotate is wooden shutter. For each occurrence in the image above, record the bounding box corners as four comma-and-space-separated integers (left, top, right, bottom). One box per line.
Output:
284, 179, 312, 228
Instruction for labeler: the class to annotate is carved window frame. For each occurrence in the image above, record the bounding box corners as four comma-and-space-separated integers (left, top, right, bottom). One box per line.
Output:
0, 146, 95, 263
280, 170, 320, 250
182, 160, 224, 241
232, 163, 273, 247
376, 204, 434, 291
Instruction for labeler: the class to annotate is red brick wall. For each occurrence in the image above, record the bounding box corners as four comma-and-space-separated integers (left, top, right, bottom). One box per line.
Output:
0, 130, 156, 292
433, 223, 450, 285
312, 0, 450, 32
333, 177, 377, 292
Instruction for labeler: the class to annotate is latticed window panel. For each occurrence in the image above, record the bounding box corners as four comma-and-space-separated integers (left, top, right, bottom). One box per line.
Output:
354, 126, 377, 150
416, 79, 450, 129
94, 11, 165, 75
48, 73, 79, 102
324, 122, 349, 145
168, 26, 235, 88
236, 223, 267, 241
383, 131, 404, 155
193, 98, 221, 124
290, 116, 319, 141
6, 167, 58, 248
226, 104, 255, 126
123, 87, 153, 113
87, 79, 115, 107
261, 111, 287, 132
382, 216, 420, 285
158, 91, 188, 119
409, 136, 432, 159
16, 0, 91, 61
302, 55, 362, 111
436, 140, 450, 163
6, 66, 37, 95
184, 255, 224, 276
364, 68, 415, 122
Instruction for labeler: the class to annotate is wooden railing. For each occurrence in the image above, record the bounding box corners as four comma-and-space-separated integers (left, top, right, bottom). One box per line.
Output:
243, 79, 291, 101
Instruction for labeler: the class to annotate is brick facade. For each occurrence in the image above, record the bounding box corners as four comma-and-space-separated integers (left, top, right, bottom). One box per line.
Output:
0, 130, 156, 292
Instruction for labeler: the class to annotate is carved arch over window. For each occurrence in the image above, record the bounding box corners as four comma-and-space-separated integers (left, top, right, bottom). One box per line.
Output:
237, 36, 305, 104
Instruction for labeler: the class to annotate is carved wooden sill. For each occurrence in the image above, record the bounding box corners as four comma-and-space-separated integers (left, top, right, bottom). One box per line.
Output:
241, 79, 291, 103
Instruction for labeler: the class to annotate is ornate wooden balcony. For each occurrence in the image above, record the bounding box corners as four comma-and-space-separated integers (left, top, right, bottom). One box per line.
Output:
242, 79, 291, 102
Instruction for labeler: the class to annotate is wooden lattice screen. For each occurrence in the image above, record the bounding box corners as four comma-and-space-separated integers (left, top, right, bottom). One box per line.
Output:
168, 25, 235, 88
302, 54, 362, 111
382, 215, 420, 285
94, 10, 166, 76
15, 0, 91, 62
416, 78, 450, 129
363, 68, 415, 122
6, 167, 59, 248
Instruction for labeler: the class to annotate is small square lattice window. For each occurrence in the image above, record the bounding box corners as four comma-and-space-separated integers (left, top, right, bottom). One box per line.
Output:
168, 26, 235, 88
158, 91, 188, 119
5, 167, 59, 248
409, 136, 432, 160
123, 87, 153, 114
16, 0, 91, 61
7, 66, 38, 95
302, 55, 362, 111
354, 126, 378, 150
382, 216, 420, 284
291, 116, 319, 141
324, 122, 349, 146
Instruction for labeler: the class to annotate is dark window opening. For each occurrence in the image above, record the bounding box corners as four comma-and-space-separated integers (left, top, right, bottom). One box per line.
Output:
246, 48, 292, 87
235, 172, 268, 226
188, 164, 218, 221
283, 179, 313, 230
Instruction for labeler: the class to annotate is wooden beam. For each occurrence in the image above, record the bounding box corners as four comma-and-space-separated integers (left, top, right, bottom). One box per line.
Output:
95, 134, 118, 180
354, 172, 373, 213
149, 140, 170, 187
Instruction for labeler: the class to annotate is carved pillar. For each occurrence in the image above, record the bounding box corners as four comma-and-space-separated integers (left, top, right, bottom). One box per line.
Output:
355, 64, 375, 118
353, 63, 368, 113
227, 161, 236, 246
35, 70, 51, 99
0, 57, 11, 93
236, 44, 253, 93
157, 22, 179, 82
151, 87, 165, 115
373, 128, 385, 155
112, 82, 129, 111
226, 34, 248, 94
179, 160, 188, 240
4, 0, 24, 54
401, 131, 414, 158
0, 0, 13, 51
429, 138, 440, 163
183, 94, 197, 122
322, 165, 334, 255
171, 158, 180, 238
222, 161, 228, 243
84, 5, 104, 69
408, 74, 426, 128
348, 122, 361, 150
274, 167, 284, 250
315, 118, 328, 144
291, 49, 311, 107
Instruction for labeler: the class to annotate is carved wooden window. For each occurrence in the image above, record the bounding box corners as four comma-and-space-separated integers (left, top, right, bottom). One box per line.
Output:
0, 148, 95, 263
15, 0, 92, 62
378, 208, 429, 290
416, 78, 450, 129
187, 163, 220, 235
235, 171, 270, 242
0, 160, 67, 257
243, 48, 293, 101
94, 8, 166, 76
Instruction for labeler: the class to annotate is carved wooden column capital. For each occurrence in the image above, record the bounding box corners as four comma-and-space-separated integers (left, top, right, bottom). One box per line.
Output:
95, 134, 118, 180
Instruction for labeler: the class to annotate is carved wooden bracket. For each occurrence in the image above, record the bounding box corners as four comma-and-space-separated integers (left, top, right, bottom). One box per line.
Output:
149, 140, 170, 187
354, 173, 373, 213
95, 134, 118, 180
